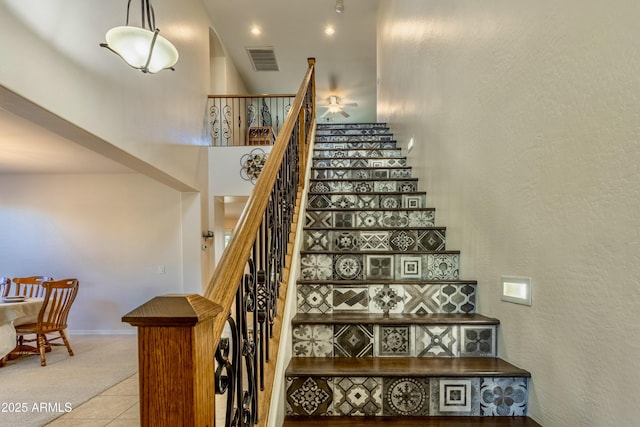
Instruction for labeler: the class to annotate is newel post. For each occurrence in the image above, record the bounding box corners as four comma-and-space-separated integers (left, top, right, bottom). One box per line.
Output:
123, 294, 222, 427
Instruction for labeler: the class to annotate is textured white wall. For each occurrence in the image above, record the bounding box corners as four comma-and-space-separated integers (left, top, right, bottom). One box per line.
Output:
377, 1, 640, 425
0, 174, 185, 333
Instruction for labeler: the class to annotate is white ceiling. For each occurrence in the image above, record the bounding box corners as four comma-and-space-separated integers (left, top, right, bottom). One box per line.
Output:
204, 0, 379, 124
0, 0, 379, 175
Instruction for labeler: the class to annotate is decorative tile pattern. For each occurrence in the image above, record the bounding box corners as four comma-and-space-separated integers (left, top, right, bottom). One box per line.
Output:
310, 181, 331, 193
306, 211, 332, 228
354, 182, 374, 193
333, 254, 363, 280
334, 377, 383, 416
328, 181, 354, 192
329, 169, 348, 179
398, 255, 423, 279
308, 194, 331, 208
390, 230, 417, 251
357, 211, 382, 228
360, 231, 390, 251
417, 230, 446, 251
430, 378, 481, 415
372, 169, 390, 179
399, 181, 418, 192
374, 181, 397, 192
300, 254, 333, 280
383, 377, 430, 416
390, 169, 412, 178
440, 283, 476, 314
408, 211, 435, 227
381, 211, 409, 227
375, 325, 412, 356
403, 284, 441, 313
365, 255, 394, 280
334, 231, 359, 251
303, 231, 330, 251
427, 254, 459, 279
292, 324, 333, 357
402, 195, 423, 209
352, 170, 371, 179
297, 284, 332, 313
460, 326, 496, 356
286, 376, 333, 416
332, 195, 356, 209
334, 324, 374, 357
351, 159, 369, 168
356, 195, 378, 208
333, 286, 368, 311
415, 325, 459, 357
334, 212, 355, 228
480, 378, 528, 416
369, 285, 405, 314
380, 195, 401, 209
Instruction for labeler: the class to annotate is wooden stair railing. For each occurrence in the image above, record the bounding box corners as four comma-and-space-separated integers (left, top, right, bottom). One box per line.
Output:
123, 58, 316, 427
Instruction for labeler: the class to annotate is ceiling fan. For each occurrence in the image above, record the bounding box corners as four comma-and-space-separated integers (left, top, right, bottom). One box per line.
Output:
318, 96, 358, 118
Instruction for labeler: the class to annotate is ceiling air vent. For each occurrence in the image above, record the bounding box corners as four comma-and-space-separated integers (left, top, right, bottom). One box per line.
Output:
246, 47, 279, 71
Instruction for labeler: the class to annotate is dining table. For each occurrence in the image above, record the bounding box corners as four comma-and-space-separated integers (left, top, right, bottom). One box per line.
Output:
0, 298, 44, 365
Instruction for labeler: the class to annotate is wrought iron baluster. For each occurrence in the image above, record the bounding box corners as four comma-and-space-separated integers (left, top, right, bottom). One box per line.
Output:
223, 102, 232, 145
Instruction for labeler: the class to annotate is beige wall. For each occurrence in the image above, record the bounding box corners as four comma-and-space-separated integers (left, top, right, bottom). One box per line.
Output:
0, 174, 185, 333
377, 1, 640, 425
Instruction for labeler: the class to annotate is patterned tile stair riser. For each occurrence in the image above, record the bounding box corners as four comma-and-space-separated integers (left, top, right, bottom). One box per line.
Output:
285, 375, 529, 417
305, 209, 436, 229
285, 122, 532, 422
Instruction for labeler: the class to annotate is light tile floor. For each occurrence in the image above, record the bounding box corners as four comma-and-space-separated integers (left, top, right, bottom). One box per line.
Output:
45, 374, 139, 426
45, 372, 228, 426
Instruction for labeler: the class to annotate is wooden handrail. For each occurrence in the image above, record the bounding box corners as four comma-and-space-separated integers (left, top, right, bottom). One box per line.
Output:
204, 58, 314, 347
123, 58, 315, 427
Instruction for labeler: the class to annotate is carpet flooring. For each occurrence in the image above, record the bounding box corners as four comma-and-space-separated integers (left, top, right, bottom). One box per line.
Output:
0, 334, 138, 427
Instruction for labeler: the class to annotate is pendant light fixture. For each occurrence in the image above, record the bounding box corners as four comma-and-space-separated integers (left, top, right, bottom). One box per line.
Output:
100, 0, 178, 74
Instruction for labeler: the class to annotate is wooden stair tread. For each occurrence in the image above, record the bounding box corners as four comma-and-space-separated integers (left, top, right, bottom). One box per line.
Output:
292, 313, 498, 326
283, 416, 542, 427
286, 357, 531, 378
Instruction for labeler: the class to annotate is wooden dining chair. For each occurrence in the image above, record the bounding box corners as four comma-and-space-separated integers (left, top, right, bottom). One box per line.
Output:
14, 278, 79, 366
0, 277, 9, 297
5, 276, 51, 298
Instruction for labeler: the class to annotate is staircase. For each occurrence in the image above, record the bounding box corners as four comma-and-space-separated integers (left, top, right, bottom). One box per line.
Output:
282, 123, 540, 426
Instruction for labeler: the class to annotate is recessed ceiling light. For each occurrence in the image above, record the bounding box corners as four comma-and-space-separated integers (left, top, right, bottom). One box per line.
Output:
325, 25, 335, 35
250, 26, 261, 35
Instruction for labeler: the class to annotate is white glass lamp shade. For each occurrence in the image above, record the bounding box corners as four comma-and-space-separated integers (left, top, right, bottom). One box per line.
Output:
105, 26, 178, 73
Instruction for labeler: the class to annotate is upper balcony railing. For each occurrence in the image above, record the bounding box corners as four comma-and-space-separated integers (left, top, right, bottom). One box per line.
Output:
208, 94, 296, 146
123, 58, 316, 427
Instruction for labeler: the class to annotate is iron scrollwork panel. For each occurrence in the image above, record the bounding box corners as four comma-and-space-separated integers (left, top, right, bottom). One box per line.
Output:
215, 97, 304, 426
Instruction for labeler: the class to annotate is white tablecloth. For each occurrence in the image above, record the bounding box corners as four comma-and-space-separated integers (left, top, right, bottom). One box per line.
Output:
0, 298, 43, 359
